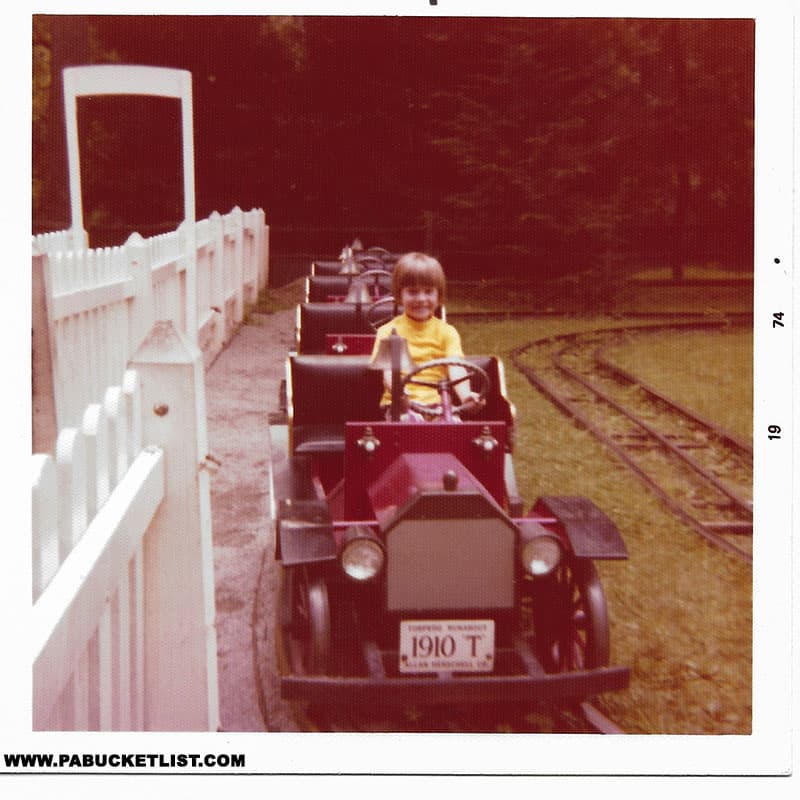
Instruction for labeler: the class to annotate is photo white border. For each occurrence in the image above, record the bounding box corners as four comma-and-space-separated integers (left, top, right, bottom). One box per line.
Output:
5, 0, 796, 784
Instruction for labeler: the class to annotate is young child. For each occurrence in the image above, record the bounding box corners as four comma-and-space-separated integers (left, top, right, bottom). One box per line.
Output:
370, 252, 484, 420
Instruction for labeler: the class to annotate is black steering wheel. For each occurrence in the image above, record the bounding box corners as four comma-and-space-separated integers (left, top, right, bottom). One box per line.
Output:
366, 295, 399, 330
354, 254, 386, 270
352, 269, 392, 300
401, 357, 489, 421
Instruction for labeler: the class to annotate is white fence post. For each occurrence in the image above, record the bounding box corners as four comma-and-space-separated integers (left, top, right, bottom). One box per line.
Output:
241, 209, 258, 305
55, 427, 88, 560
208, 211, 227, 353
32, 455, 59, 601
179, 220, 198, 344
262, 218, 270, 291
32, 252, 58, 454
224, 207, 244, 328
125, 233, 155, 357
129, 320, 219, 731
245, 207, 269, 293
81, 403, 110, 521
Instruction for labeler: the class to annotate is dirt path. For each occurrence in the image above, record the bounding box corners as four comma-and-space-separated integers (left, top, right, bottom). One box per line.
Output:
204, 309, 298, 732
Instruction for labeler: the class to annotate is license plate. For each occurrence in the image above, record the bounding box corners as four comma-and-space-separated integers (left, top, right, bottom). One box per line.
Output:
399, 619, 495, 674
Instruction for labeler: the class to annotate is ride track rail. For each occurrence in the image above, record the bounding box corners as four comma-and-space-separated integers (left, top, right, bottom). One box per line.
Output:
286, 691, 624, 734
509, 317, 753, 563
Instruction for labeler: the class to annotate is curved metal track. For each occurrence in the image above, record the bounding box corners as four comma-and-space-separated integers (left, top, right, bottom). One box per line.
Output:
510, 319, 753, 562
293, 697, 623, 734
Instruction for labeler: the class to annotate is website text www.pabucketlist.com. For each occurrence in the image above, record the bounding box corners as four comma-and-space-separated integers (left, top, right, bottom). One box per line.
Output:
4, 751, 245, 770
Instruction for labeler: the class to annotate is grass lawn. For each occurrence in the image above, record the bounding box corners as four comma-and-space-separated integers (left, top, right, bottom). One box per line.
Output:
458, 316, 753, 734
603, 328, 753, 444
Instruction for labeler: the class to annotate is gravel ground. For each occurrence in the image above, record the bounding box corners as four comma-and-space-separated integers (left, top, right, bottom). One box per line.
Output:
204, 310, 299, 732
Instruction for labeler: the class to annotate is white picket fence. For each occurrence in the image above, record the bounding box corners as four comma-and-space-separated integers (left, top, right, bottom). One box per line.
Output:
32, 206, 268, 448
32, 369, 157, 730
32, 318, 220, 731
29, 205, 267, 730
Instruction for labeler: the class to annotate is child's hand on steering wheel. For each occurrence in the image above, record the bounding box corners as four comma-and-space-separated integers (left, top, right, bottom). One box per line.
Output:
457, 391, 485, 417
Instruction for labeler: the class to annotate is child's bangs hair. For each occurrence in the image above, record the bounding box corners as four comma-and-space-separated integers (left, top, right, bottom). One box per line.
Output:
392, 252, 446, 300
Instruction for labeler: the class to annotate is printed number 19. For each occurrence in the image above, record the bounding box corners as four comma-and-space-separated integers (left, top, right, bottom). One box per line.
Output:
768, 425, 781, 440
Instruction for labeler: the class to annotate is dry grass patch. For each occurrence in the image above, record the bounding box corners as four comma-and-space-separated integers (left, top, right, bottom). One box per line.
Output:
459, 317, 752, 734
603, 328, 753, 444
254, 277, 306, 313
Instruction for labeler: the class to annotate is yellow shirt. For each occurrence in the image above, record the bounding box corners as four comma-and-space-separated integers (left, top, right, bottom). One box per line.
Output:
372, 314, 464, 407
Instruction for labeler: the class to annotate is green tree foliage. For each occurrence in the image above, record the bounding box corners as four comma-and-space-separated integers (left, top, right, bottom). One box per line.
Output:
32, 16, 52, 223
33, 16, 753, 278
420, 19, 753, 276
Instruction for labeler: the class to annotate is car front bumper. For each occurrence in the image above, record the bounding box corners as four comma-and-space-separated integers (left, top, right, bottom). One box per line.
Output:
282, 667, 630, 706
280, 637, 629, 706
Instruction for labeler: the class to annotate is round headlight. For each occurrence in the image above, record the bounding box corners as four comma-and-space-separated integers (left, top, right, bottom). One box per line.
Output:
521, 536, 562, 577
341, 535, 384, 581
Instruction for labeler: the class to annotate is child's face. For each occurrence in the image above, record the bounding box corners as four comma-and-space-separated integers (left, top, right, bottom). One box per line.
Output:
401, 284, 439, 322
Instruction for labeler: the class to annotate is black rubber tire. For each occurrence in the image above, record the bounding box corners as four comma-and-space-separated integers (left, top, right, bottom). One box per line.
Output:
532, 558, 610, 672
278, 565, 331, 676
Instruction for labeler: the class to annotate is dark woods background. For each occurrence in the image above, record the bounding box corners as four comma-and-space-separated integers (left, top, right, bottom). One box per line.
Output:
32, 16, 754, 285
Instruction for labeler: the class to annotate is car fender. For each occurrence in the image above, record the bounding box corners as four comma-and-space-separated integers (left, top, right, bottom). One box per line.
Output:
534, 495, 628, 560
276, 498, 337, 566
